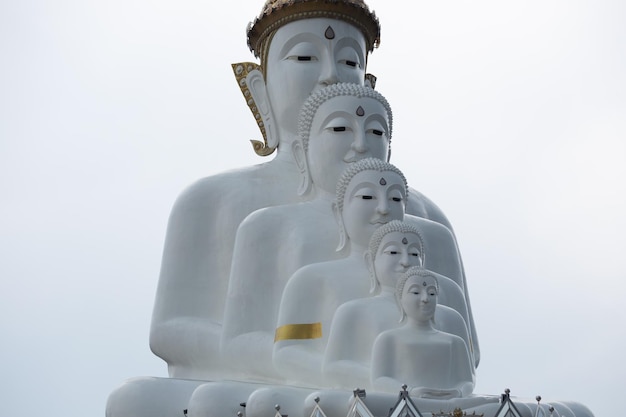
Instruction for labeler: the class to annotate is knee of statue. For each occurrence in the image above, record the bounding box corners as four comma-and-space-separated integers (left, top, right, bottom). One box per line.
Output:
106, 377, 205, 417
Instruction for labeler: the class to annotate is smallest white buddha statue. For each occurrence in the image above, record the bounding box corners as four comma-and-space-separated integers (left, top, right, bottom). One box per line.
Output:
371, 266, 475, 399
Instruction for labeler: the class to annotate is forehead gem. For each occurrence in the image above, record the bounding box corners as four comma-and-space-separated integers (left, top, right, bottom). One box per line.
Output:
402, 237, 408, 245
379, 177, 386, 185
325, 26, 335, 40
356, 106, 365, 116
423, 281, 427, 286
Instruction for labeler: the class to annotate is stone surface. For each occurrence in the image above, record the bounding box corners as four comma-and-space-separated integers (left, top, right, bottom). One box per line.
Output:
105, 1, 594, 417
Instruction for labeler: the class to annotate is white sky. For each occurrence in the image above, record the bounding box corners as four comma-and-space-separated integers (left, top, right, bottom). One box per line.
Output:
1, 1, 625, 416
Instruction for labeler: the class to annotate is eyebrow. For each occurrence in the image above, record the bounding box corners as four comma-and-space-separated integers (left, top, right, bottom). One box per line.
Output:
348, 181, 377, 196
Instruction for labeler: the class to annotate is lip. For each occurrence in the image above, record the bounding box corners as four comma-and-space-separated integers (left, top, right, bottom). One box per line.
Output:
343, 155, 361, 163
343, 151, 371, 163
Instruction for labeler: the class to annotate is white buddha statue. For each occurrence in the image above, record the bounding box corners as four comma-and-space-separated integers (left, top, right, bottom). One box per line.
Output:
147, 0, 477, 385
371, 266, 475, 399
150, 2, 379, 383
108, 2, 382, 417
105, 0, 597, 415
273, 158, 410, 385
322, 220, 472, 390
221, 83, 393, 380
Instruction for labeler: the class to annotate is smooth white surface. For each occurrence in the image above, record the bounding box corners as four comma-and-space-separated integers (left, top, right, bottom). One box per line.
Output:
220, 90, 392, 381
149, 19, 371, 381
273, 162, 407, 385
323, 223, 473, 390
371, 269, 474, 398
1, 1, 624, 416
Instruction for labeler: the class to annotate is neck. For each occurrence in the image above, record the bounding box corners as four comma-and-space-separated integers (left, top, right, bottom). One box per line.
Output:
311, 186, 336, 202
379, 284, 395, 295
348, 242, 368, 256
272, 128, 299, 162
407, 317, 434, 331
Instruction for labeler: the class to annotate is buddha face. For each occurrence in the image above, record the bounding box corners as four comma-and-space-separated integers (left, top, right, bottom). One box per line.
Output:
307, 95, 390, 193
266, 18, 367, 136
401, 274, 438, 322
342, 170, 405, 249
374, 232, 423, 289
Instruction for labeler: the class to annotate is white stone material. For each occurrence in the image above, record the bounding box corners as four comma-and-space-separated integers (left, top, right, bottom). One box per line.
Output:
105, 1, 594, 416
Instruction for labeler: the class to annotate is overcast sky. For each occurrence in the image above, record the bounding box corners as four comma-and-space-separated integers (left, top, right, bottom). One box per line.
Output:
1, 1, 625, 417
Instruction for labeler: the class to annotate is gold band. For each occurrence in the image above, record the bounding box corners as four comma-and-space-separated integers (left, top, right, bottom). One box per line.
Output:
274, 323, 322, 342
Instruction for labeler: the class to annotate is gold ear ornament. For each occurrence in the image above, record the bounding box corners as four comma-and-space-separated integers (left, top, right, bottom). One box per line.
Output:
231, 62, 277, 157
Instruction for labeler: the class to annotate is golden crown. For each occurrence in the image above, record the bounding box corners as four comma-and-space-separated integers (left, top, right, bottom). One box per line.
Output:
247, 0, 381, 57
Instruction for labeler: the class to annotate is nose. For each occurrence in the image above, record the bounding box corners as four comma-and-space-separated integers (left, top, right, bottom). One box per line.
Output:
351, 131, 369, 153
421, 291, 429, 303
318, 53, 339, 86
376, 198, 389, 215
399, 251, 410, 268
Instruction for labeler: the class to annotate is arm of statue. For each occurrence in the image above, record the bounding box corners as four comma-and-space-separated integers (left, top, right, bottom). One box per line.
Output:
150, 179, 229, 377
150, 317, 222, 378
272, 268, 326, 385
451, 337, 476, 398
370, 331, 403, 393
408, 336, 475, 399
220, 208, 287, 378
323, 303, 371, 388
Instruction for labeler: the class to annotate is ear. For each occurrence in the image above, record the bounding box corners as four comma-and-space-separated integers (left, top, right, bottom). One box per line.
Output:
292, 140, 311, 196
247, 69, 279, 149
333, 202, 347, 252
364, 252, 379, 294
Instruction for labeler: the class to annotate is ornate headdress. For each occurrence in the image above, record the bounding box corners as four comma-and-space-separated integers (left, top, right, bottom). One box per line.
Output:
236, 0, 381, 157
247, 0, 381, 58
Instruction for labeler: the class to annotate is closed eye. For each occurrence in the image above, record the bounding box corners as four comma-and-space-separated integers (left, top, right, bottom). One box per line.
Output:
361, 195, 373, 200
333, 127, 346, 132
287, 55, 319, 62
373, 129, 383, 136
339, 59, 362, 69
392, 197, 402, 202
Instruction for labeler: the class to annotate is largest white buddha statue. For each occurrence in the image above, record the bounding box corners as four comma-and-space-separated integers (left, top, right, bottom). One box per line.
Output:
148, 0, 476, 384
106, 1, 594, 417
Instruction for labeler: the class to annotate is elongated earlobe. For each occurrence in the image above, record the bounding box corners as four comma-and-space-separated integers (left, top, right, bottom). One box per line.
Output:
292, 140, 311, 196
365, 252, 379, 294
333, 203, 347, 252
244, 66, 279, 154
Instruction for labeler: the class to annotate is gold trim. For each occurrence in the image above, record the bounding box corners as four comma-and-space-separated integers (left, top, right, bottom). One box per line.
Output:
365, 73, 376, 89
231, 62, 276, 157
274, 323, 322, 342
248, 0, 381, 57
